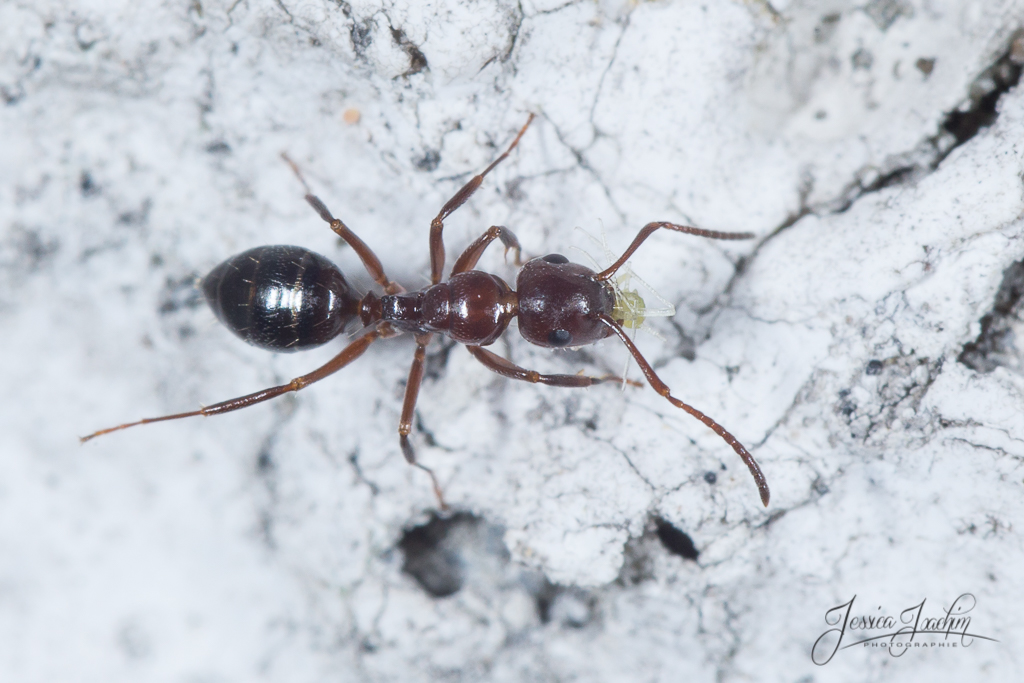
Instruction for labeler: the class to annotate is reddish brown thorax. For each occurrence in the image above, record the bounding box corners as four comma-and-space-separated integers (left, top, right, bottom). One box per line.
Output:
378, 271, 517, 345
372, 255, 616, 349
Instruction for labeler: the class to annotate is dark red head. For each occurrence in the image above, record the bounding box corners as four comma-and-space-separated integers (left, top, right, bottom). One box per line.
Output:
515, 254, 616, 348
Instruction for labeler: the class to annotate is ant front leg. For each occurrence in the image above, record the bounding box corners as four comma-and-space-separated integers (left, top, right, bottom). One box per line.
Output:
451, 225, 523, 275
597, 313, 770, 507
81, 325, 387, 442
596, 221, 755, 281
398, 333, 448, 510
429, 114, 534, 284
466, 345, 640, 388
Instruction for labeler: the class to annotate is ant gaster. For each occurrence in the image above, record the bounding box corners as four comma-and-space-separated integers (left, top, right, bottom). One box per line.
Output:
82, 115, 770, 508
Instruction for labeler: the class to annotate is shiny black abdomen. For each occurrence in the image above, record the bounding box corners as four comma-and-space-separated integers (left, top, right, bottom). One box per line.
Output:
202, 245, 360, 352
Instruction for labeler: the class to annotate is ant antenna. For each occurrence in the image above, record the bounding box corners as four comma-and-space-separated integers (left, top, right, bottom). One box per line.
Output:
596, 222, 754, 282
597, 313, 770, 507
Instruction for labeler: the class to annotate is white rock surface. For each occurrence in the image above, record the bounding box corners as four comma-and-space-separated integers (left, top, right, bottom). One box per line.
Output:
2, 0, 1023, 680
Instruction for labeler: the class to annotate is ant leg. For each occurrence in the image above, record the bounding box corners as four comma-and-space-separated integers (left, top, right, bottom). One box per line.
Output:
304, 195, 403, 295
466, 345, 642, 388
282, 153, 402, 295
597, 313, 770, 507
429, 114, 535, 284
451, 225, 523, 275
398, 333, 448, 510
596, 222, 755, 281
81, 325, 387, 443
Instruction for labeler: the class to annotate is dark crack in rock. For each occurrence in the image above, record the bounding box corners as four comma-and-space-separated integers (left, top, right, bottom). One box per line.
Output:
943, 31, 1024, 149
830, 30, 1024, 213
424, 337, 457, 381
389, 26, 428, 77
959, 260, 1024, 373
339, 2, 374, 57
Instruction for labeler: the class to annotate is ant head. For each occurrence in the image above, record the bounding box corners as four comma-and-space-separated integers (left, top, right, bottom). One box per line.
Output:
515, 254, 616, 348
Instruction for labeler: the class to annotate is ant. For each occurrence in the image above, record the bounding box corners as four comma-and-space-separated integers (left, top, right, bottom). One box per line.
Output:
82, 115, 770, 508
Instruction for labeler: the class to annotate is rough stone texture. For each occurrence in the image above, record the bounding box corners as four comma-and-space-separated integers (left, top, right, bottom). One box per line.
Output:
2, 0, 1023, 680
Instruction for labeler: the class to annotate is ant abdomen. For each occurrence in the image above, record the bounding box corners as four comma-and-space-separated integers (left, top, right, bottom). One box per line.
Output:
202, 245, 360, 352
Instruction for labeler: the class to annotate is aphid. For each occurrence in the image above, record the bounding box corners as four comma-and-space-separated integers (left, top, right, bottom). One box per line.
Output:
82, 115, 770, 507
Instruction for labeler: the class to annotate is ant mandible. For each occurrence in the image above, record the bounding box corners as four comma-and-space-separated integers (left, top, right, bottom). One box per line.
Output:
82, 115, 770, 508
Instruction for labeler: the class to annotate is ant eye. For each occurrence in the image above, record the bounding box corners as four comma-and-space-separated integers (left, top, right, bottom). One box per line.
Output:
547, 329, 573, 346
542, 253, 569, 264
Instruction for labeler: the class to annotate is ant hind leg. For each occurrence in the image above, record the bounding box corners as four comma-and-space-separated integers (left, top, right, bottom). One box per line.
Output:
282, 153, 403, 295
81, 325, 386, 442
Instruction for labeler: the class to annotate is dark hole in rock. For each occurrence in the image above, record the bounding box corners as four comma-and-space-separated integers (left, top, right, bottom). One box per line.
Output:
399, 512, 508, 598
655, 517, 699, 561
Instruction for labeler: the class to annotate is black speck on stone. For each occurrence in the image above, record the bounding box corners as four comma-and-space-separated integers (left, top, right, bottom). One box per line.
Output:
415, 149, 440, 171
866, 359, 884, 375
206, 141, 231, 155
256, 448, 274, 475
655, 518, 699, 561
704, 471, 717, 485
80, 171, 99, 197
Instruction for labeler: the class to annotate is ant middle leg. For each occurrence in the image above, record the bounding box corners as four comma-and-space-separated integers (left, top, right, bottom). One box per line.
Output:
398, 333, 448, 509
282, 153, 402, 295
429, 114, 535, 284
451, 225, 523, 275
466, 345, 641, 388
596, 221, 756, 281
81, 325, 387, 443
